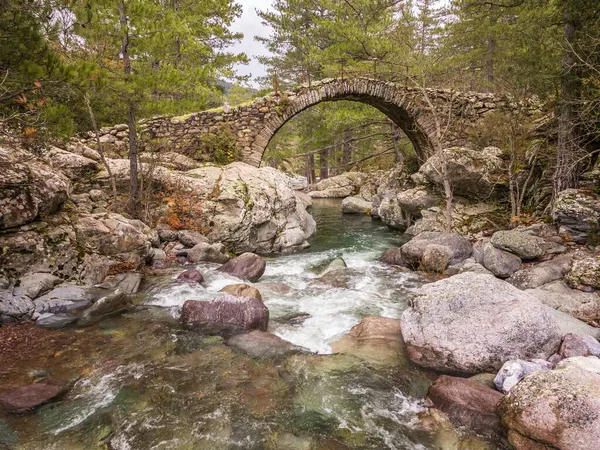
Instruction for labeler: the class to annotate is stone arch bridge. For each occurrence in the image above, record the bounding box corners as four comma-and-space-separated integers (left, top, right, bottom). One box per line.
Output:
92, 78, 529, 167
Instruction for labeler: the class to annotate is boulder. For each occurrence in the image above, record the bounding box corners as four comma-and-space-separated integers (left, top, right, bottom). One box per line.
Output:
420, 244, 453, 273
157, 228, 179, 242
218, 253, 266, 282
33, 284, 92, 315
187, 242, 230, 264
380, 248, 406, 266
227, 331, 305, 358
0, 384, 67, 414
0, 292, 34, 323
176, 269, 204, 285
181, 295, 269, 335
494, 359, 552, 393
308, 172, 367, 198
473, 239, 521, 278
401, 232, 472, 267
498, 359, 600, 450
552, 189, 600, 243
0, 147, 70, 230
564, 254, 600, 290
219, 284, 262, 301
13, 273, 61, 299
312, 268, 353, 289
401, 273, 563, 374
556, 355, 600, 373
507, 254, 572, 289
526, 280, 600, 323
341, 196, 371, 214
177, 230, 209, 248
419, 146, 506, 199
491, 230, 546, 260
427, 375, 504, 440
258, 282, 293, 296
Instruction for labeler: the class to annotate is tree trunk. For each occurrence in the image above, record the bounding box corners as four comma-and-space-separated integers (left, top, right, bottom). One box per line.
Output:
84, 93, 117, 205
553, 1, 580, 200
306, 153, 315, 184
319, 147, 329, 180
390, 122, 403, 164
342, 128, 352, 168
119, 0, 139, 215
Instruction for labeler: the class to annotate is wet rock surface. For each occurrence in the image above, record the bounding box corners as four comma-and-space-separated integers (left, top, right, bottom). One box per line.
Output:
227, 330, 306, 358
0, 383, 67, 414
181, 294, 269, 335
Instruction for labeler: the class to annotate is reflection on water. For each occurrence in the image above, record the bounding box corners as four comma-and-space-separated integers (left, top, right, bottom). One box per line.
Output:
1, 199, 499, 450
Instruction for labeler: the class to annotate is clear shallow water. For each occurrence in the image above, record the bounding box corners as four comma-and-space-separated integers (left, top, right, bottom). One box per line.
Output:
1, 199, 498, 450
148, 198, 422, 353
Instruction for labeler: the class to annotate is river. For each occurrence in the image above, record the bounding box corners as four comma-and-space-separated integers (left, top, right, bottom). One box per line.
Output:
1, 199, 496, 450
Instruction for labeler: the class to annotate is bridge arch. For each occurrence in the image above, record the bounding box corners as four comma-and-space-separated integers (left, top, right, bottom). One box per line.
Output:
246, 78, 437, 167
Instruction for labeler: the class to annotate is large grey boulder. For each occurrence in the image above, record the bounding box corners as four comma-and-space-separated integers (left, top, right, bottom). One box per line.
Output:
396, 187, 441, 216
419, 146, 506, 200
527, 280, 600, 323
498, 358, 600, 450
420, 244, 454, 273
491, 230, 546, 260
401, 273, 563, 374
473, 239, 521, 278
341, 196, 371, 214
0, 147, 70, 230
177, 230, 209, 248
308, 172, 367, 198
553, 188, 600, 243
507, 254, 572, 289
181, 295, 269, 336
400, 232, 472, 267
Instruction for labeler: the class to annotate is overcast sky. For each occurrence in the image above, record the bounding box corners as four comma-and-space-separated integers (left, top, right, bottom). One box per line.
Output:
230, 0, 274, 85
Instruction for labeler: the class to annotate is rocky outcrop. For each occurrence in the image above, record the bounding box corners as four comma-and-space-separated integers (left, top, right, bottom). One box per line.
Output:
418, 146, 506, 200
0, 292, 34, 323
181, 295, 269, 335
401, 273, 563, 374
0, 147, 70, 230
553, 188, 600, 243
217, 253, 266, 282
308, 172, 367, 198
44, 146, 99, 180
498, 357, 600, 450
